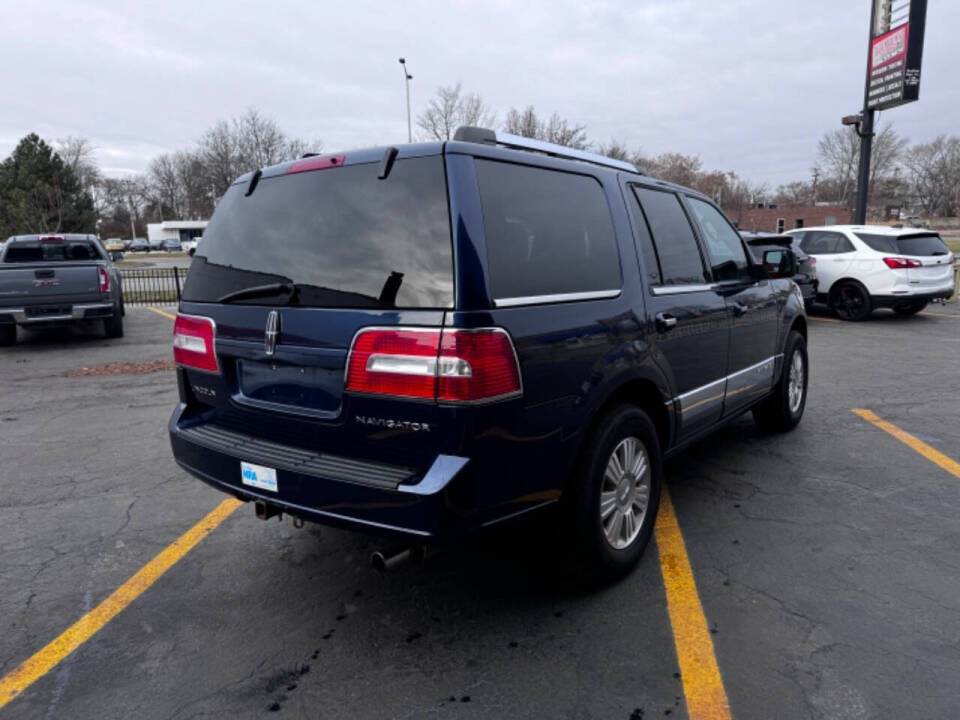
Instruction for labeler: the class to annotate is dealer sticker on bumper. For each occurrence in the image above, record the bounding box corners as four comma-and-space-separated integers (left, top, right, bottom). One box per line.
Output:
241, 461, 278, 492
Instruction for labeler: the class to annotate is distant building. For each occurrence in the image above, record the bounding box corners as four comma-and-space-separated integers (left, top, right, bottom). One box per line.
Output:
147, 220, 208, 246
732, 205, 853, 234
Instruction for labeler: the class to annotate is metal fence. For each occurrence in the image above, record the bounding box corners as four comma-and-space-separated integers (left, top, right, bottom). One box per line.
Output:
119, 267, 182, 306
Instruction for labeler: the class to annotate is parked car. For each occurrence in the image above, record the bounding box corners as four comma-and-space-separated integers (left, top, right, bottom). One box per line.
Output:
785, 225, 954, 320
128, 237, 150, 252
0, 234, 124, 345
741, 231, 818, 309
162, 238, 183, 252
168, 127, 807, 580
182, 238, 200, 256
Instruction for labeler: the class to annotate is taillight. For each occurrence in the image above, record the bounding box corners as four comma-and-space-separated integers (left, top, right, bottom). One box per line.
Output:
345, 327, 521, 404
98, 266, 110, 293
883, 257, 921, 269
808, 257, 816, 266
437, 329, 522, 402
173, 313, 219, 373
285, 154, 346, 175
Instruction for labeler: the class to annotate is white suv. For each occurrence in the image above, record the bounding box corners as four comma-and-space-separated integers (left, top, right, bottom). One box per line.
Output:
785, 225, 955, 320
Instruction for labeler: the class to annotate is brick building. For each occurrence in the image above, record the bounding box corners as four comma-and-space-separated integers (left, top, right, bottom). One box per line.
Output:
729, 205, 853, 233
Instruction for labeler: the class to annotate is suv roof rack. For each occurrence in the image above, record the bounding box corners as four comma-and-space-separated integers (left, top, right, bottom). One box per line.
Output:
453, 126, 642, 174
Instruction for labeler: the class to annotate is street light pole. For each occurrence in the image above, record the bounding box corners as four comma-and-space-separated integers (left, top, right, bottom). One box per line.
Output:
399, 57, 413, 143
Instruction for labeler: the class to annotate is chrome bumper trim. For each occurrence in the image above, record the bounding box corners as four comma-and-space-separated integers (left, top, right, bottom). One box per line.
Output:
3, 303, 113, 323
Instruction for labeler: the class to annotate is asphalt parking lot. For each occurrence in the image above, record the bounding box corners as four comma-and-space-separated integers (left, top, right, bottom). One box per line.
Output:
1, 304, 958, 719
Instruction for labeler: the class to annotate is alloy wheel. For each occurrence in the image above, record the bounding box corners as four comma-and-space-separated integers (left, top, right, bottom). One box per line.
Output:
600, 436, 651, 550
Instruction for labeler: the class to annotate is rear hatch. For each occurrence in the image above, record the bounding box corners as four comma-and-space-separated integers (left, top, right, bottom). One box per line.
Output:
0, 237, 104, 307
856, 231, 954, 289
175, 149, 457, 469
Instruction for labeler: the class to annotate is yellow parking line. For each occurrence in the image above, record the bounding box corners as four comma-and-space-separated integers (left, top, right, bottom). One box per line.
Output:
0, 498, 242, 710
852, 409, 960, 479
147, 306, 177, 321
655, 487, 732, 720
808, 315, 841, 323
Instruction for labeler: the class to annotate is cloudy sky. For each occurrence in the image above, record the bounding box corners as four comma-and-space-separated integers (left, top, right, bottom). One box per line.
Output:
1, 0, 957, 187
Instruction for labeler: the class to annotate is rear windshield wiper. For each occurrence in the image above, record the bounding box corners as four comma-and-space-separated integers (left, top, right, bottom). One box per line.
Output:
217, 282, 298, 304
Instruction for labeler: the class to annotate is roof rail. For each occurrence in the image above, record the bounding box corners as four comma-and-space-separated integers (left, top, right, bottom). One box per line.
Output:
453, 126, 641, 174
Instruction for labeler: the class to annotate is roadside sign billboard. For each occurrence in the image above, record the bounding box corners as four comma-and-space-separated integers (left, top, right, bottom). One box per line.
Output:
866, 0, 927, 110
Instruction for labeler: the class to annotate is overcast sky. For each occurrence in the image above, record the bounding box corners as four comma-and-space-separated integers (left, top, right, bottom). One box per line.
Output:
1, 0, 957, 187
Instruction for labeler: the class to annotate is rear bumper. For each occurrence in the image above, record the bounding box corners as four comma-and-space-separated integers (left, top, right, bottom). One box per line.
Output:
0, 302, 115, 325
872, 288, 953, 307
168, 404, 478, 540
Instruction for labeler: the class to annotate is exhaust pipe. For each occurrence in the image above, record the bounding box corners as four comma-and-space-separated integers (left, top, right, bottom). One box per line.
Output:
254, 500, 282, 521
370, 545, 425, 572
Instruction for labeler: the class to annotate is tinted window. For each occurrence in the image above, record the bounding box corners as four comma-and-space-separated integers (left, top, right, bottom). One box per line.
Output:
856, 232, 950, 257
475, 160, 620, 300
801, 231, 853, 255
182, 157, 453, 308
628, 197, 662, 286
3, 240, 102, 262
633, 187, 707, 285
687, 197, 750, 282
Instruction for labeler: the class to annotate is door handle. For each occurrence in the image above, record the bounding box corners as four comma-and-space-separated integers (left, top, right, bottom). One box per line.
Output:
732, 302, 748, 317
655, 312, 677, 331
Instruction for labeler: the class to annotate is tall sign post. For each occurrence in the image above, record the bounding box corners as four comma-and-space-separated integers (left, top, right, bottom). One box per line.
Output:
852, 0, 928, 224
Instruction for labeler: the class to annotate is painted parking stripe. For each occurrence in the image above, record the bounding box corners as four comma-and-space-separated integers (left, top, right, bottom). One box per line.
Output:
146, 306, 177, 321
0, 498, 242, 710
853, 409, 960, 479
655, 487, 733, 720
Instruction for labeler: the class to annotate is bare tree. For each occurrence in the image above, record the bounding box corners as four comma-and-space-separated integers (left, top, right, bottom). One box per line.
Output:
814, 123, 906, 205
902, 135, 960, 216
416, 84, 496, 140
597, 139, 633, 162
646, 153, 703, 188
774, 181, 814, 206
502, 106, 588, 148
55, 136, 104, 213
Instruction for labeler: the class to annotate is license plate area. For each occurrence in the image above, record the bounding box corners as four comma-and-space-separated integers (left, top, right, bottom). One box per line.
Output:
237, 359, 342, 414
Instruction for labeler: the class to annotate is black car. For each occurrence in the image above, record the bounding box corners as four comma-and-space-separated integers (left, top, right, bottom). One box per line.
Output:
741, 231, 818, 309
168, 127, 808, 580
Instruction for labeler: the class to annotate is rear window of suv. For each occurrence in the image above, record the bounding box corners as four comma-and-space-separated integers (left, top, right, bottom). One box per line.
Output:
474, 160, 621, 303
855, 232, 950, 257
182, 156, 454, 308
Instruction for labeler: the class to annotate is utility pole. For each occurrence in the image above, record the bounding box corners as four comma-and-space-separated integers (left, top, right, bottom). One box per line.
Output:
398, 58, 413, 143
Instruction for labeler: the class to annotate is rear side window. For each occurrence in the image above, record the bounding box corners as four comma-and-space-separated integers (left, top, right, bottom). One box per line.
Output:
686, 197, 750, 282
3, 240, 102, 262
474, 160, 621, 302
182, 156, 453, 308
800, 231, 854, 255
632, 187, 708, 286
856, 232, 950, 257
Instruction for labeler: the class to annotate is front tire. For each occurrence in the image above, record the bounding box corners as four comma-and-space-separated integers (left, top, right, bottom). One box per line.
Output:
894, 300, 928, 315
0, 324, 16, 347
830, 281, 872, 321
566, 405, 663, 582
753, 330, 807, 432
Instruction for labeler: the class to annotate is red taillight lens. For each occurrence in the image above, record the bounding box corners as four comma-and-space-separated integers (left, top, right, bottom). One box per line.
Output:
345, 327, 522, 404
437, 329, 522, 403
98, 266, 110, 293
346, 329, 440, 399
173, 314, 219, 373
883, 257, 921, 269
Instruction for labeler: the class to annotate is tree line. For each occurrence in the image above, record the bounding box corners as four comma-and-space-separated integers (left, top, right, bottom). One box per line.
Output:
1, 96, 959, 241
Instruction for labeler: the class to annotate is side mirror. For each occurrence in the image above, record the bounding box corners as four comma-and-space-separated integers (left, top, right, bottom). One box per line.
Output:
762, 248, 797, 279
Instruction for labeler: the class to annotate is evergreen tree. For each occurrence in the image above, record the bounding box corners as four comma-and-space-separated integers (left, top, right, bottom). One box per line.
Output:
0, 133, 97, 238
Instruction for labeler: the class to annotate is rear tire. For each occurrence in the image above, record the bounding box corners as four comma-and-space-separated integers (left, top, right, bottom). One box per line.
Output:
752, 330, 807, 432
565, 405, 663, 583
830, 281, 872, 321
0, 324, 16, 347
894, 300, 927, 315
104, 313, 124, 339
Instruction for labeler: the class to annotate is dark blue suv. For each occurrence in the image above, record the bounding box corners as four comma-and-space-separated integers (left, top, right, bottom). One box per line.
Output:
168, 127, 808, 578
